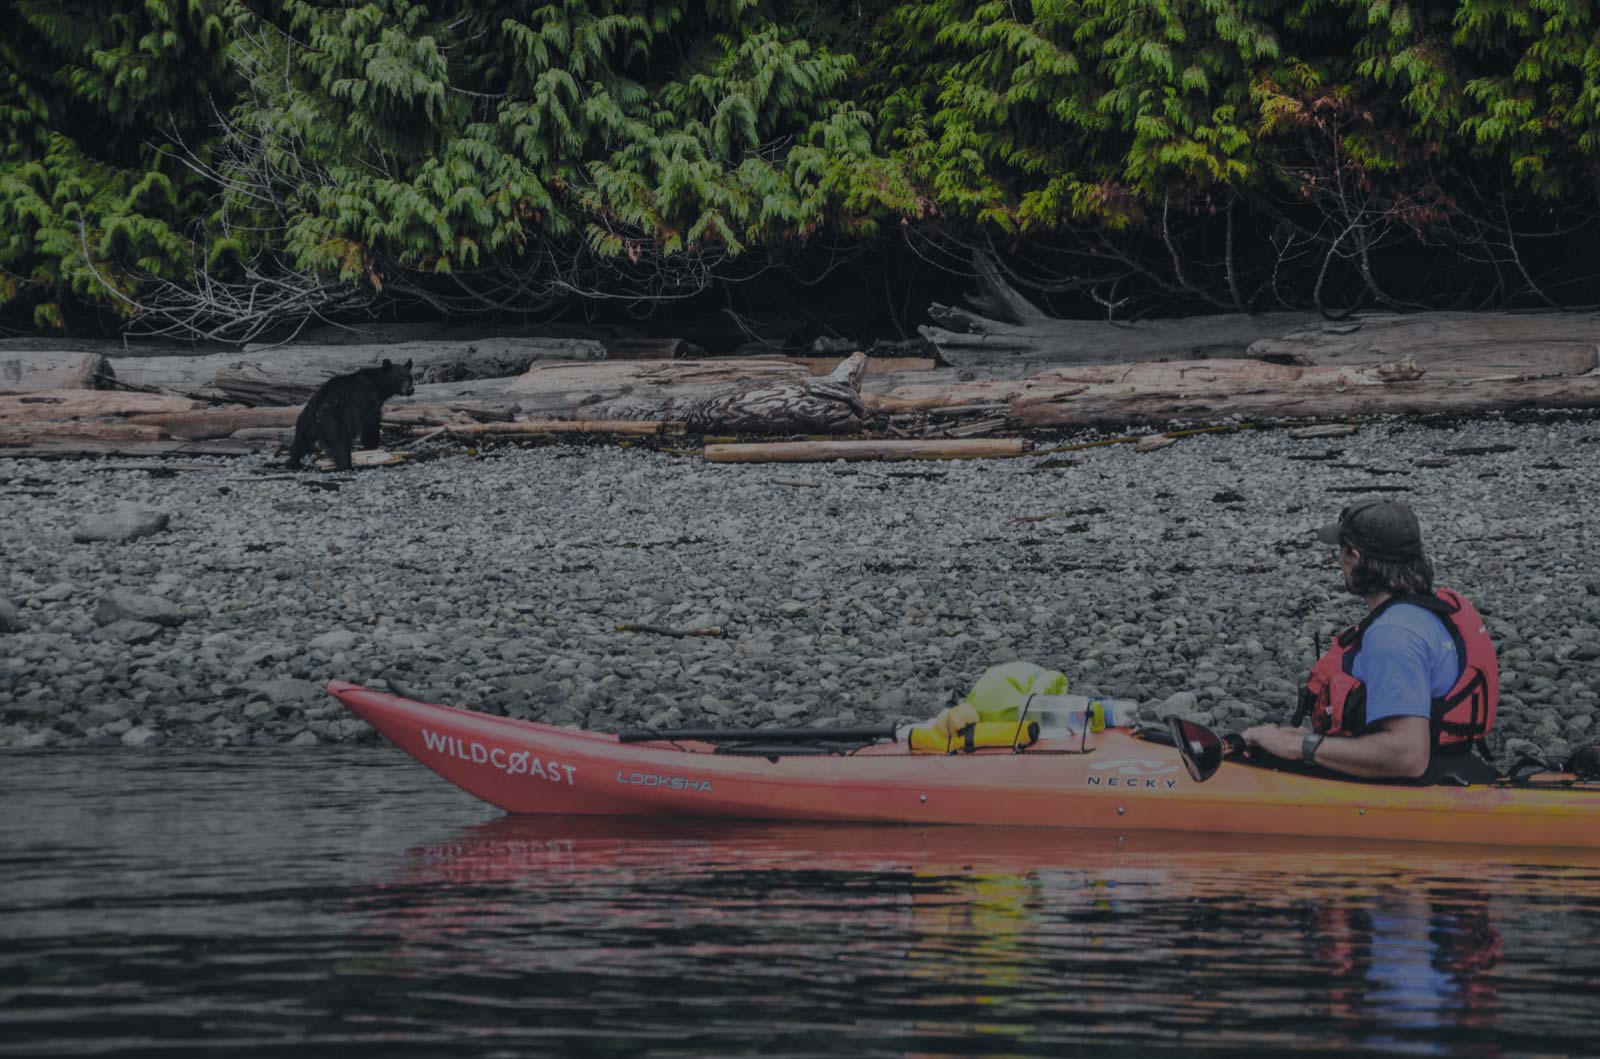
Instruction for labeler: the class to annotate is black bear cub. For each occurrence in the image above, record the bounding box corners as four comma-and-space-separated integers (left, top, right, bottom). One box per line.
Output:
285, 358, 415, 471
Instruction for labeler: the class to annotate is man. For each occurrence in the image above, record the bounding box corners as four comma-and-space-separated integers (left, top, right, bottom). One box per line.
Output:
1242, 499, 1499, 782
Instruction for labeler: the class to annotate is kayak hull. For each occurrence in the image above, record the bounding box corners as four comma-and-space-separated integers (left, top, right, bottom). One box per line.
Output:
329, 681, 1600, 849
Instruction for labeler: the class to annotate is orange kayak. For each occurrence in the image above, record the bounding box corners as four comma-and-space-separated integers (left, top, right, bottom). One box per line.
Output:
329, 681, 1600, 849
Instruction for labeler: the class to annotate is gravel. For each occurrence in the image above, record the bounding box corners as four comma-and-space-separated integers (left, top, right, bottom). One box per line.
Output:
1, 412, 1597, 767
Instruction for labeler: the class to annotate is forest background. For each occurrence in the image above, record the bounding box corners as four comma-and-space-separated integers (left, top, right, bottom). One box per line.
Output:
3, 0, 1598, 346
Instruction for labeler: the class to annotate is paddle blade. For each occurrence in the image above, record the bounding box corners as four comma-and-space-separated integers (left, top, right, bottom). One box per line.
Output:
1169, 717, 1225, 783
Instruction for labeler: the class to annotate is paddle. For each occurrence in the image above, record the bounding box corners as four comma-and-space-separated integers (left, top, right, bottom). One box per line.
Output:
1168, 717, 1246, 783
617, 723, 899, 745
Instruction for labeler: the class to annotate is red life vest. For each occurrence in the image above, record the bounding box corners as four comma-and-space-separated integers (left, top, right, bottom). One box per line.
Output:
1303, 588, 1499, 750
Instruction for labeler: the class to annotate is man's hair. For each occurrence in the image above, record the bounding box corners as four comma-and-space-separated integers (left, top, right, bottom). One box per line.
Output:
1344, 539, 1434, 596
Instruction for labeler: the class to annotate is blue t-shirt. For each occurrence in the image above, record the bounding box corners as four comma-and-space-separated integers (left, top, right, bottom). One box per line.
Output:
1353, 603, 1461, 724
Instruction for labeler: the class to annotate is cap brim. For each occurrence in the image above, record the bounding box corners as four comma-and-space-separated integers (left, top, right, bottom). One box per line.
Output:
1315, 522, 1342, 546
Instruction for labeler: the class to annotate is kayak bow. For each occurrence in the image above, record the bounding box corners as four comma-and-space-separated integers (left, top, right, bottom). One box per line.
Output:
329, 681, 1600, 849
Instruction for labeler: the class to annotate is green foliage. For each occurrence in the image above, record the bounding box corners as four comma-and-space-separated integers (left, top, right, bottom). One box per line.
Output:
4, 0, 1600, 330
0, 0, 229, 327
217, 0, 886, 290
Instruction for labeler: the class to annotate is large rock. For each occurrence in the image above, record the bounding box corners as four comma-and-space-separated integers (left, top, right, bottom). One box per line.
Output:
73, 503, 169, 544
0, 598, 18, 632
92, 620, 164, 645
309, 629, 359, 652
1157, 691, 1201, 717
94, 589, 185, 627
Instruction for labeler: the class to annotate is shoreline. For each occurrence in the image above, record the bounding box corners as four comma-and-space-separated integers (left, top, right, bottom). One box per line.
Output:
1, 410, 1597, 768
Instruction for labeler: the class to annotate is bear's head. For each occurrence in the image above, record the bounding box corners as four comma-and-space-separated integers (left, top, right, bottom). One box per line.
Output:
380, 358, 416, 397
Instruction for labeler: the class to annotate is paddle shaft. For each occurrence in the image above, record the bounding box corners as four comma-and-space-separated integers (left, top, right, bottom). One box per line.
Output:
617, 724, 899, 745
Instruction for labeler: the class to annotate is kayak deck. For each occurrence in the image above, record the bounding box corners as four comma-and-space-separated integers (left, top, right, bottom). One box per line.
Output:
329, 681, 1600, 849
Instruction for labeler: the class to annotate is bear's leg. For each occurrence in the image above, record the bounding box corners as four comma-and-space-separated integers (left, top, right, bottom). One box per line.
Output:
284, 421, 310, 469
328, 434, 355, 471
314, 414, 355, 472
360, 421, 380, 449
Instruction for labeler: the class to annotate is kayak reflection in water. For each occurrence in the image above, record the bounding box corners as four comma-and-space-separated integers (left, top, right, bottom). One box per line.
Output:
1242, 499, 1502, 784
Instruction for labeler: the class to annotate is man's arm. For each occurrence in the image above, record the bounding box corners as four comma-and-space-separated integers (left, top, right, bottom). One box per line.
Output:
1241, 716, 1432, 779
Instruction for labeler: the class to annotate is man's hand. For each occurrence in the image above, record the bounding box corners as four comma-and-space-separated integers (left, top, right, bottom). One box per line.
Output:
1241, 717, 1431, 779
1242, 724, 1306, 761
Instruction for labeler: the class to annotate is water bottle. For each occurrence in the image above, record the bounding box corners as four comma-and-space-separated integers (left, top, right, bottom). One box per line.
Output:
1027, 693, 1140, 735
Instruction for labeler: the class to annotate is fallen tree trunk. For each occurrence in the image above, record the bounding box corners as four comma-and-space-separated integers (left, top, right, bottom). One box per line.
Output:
495, 355, 936, 424
125, 407, 301, 440
921, 252, 1600, 374
108, 337, 608, 403
1004, 357, 1600, 429
921, 251, 1315, 366
0, 421, 172, 445
922, 310, 1317, 367
1246, 311, 1600, 378
683, 352, 870, 434
2, 392, 481, 444
0, 390, 200, 421
704, 438, 1026, 463
0, 352, 114, 393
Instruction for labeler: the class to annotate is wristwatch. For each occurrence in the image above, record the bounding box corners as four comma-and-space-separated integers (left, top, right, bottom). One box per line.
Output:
1302, 732, 1326, 764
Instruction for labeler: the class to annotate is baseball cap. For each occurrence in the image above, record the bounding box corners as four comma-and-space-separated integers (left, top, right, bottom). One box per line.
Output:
1315, 498, 1425, 561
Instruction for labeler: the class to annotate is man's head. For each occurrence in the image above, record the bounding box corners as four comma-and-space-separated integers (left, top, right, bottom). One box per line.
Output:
1316, 498, 1434, 598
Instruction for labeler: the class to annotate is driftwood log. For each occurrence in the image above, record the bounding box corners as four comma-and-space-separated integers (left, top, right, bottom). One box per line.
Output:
0, 387, 493, 456
126, 408, 301, 440
0, 391, 200, 420
494, 355, 932, 423
0, 352, 115, 393
923, 308, 1318, 367
105, 337, 607, 404
920, 252, 1314, 366
921, 251, 1600, 373
0, 420, 172, 445
1000, 358, 1600, 429
314, 449, 411, 471
1246, 312, 1600, 377
683, 352, 870, 434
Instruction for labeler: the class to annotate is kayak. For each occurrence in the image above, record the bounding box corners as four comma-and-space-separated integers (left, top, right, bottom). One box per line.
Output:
328, 681, 1600, 849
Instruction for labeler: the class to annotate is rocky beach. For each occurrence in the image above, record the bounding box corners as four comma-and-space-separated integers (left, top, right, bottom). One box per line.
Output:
2, 413, 1597, 768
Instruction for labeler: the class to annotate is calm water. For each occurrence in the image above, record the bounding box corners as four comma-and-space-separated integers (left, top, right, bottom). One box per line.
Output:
2, 749, 1598, 1057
